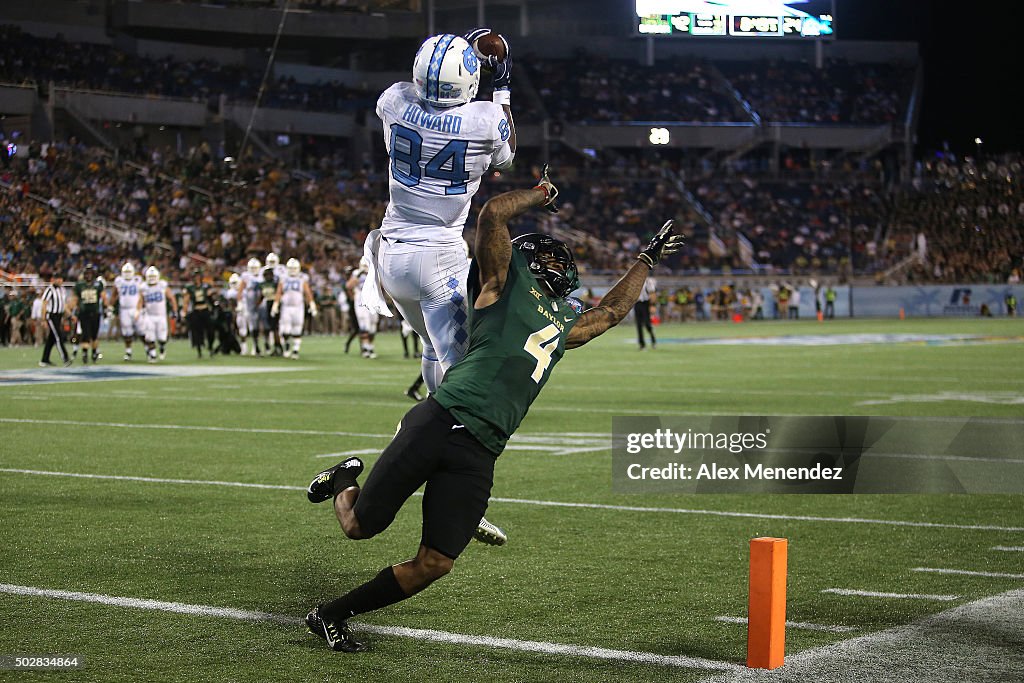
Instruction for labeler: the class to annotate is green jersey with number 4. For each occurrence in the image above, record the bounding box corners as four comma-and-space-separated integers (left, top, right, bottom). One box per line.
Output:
435, 249, 581, 455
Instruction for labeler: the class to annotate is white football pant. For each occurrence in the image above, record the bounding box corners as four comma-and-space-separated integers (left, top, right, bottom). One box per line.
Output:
378, 239, 470, 393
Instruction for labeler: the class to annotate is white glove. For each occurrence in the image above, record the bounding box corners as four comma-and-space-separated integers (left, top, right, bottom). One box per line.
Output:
308, 301, 318, 318
271, 301, 280, 317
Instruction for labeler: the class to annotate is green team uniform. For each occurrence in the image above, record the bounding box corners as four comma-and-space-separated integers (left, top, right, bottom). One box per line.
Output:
259, 278, 278, 308
73, 280, 104, 314
185, 283, 214, 352
354, 249, 582, 559
184, 284, 211, 310
435, 249, 581, 455
74, 279, 104, 341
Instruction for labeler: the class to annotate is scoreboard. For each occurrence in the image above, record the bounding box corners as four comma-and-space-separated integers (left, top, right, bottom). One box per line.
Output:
636, 1, 834, 39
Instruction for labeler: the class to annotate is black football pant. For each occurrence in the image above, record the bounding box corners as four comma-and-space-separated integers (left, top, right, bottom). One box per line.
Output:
634, 301, 655, 348
41, 313, 69, 363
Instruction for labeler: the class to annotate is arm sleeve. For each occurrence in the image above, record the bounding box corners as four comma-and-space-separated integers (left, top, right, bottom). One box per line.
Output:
489, 107, 514, 170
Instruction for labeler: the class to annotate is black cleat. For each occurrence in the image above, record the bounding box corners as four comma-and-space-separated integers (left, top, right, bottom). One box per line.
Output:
307, 457, 364, 503
405, 387, 423, 402
305, 607, 367, 653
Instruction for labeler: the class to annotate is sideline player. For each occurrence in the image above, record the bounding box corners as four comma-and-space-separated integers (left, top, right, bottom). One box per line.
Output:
137, 266, 178, 362
274, 258, 317, 359
70, 263, 104, 364
183, 270, 215, 358
303, 180, 682, 652
347, 259, 378, 359
237, 258, 263, 356
263, 253, 286, 355
257, 262, 280, 356
363, 29, 516, 544
111, 262, 143, 361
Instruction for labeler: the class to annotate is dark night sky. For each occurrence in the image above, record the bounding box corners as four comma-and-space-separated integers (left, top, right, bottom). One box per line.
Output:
836, 0, 1019, 155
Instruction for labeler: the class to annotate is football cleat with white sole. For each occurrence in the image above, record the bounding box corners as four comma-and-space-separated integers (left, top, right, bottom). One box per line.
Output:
307, 457, 364, 503
473, 517, 508, 546
305, 606, 367, 653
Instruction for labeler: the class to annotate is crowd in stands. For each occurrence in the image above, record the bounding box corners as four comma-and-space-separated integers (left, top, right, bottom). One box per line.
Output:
2, 137, 1021, 290
887, 157, 1024, 284
717, 58, 915, 125
0, 26, 371, 112
525, 54, 747, 123
2, 26, 915, 126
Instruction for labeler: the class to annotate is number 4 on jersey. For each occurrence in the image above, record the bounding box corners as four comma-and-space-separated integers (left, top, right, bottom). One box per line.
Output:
389, 124, 469, 195
524, 324, 560, 383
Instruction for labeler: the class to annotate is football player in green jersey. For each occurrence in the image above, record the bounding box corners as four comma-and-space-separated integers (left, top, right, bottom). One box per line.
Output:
303, 169, 683, 652
70, 263, 105, 364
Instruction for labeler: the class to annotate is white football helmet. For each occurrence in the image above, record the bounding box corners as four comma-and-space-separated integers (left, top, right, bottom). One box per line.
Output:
286, 258, 301, 277
247, 258, 261, 275
265, 252, 280, 269
121, 262, 135, 278
228, 273, 241, 287
145, 266, 160, 285
413, 34, 480, 108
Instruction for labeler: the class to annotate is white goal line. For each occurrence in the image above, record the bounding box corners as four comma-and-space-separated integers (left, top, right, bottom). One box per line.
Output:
2, 467, 1022, 532
0, 583, 740, 672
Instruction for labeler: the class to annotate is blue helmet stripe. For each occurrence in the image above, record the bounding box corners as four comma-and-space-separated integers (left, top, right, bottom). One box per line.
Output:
426, 33, 456, 102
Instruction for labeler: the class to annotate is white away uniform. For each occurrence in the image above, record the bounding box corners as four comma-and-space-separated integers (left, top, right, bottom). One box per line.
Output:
239, 271, 261, 336
140, 280, 171, 343
114, 275, 143, 336
369, 81, 513, 391
279, 273, 309, 336
353, 271, 379, 335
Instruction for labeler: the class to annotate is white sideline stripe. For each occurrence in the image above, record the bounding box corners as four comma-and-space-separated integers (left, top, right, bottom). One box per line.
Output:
314, 449, 380, 459
8, 411, 1019, 465
822, 589, 960, 601
0, 468, 303, 491
911, 567, 1024, 580
0, 418, 607, 455
992, 546, 1024, 552
713, 616, 857, 633
0, 583, 739, 671
2, 468, 1023, 533
0, 417, 385, 439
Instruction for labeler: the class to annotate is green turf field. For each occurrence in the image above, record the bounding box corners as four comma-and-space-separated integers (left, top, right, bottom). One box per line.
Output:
1, 318, 1022, 682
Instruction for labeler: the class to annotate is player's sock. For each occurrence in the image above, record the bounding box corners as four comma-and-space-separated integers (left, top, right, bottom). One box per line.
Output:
320, 566, 408, 622
292, 338, 302, 353
420, 355, 443, 394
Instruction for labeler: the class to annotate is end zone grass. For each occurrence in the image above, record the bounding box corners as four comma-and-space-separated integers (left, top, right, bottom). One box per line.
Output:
1, 317, 1022, 682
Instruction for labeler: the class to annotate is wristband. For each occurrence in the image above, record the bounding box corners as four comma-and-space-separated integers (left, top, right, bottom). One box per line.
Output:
492, 89, 511, 106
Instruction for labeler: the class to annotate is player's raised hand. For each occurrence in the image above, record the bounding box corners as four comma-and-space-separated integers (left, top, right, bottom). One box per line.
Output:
464, 28, 511, 91
637, 220, 685, 268
533, 164, 559, 214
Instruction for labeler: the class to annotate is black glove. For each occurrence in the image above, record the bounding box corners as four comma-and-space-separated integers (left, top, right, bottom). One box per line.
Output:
533, 164, 559, 214
463, 28, 511, 92
637, 220, 684, 268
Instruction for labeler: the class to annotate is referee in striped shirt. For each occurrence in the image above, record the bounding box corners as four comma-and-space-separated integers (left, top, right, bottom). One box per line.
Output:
40, 272, 71, 367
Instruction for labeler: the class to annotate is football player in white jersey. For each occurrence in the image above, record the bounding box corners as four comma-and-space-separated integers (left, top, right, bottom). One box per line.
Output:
362, 30, 516, 546
366, 31, 515, 389
237, 258, 263, 356
347, 259, 379, 359
273, 258, 317, 359
137, 266, 178, 362
111, 262, 143, 361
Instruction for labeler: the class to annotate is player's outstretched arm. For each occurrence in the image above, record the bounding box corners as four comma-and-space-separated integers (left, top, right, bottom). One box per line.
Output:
474, 185, 554, 308
566, 220, 683, 349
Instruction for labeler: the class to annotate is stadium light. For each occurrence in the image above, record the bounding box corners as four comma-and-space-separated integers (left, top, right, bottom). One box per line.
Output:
649, 127, 670, 145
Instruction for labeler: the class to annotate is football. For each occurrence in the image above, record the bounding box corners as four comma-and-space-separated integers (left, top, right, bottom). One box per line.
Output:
473, 31, 507, 64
